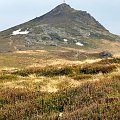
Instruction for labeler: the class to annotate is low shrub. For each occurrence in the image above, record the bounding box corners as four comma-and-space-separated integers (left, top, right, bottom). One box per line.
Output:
12, 59, 118, 77
37, 66, 74, 77
13, 70, 29, 77
13, 66, 74, 77
98, 58, 120, 64
112, 75, 120, 80
80, 64, 117, 74
0, 74, 17, 80
99, 51, 113, 58
73, 74, 93, 80
0, 97, 8, 108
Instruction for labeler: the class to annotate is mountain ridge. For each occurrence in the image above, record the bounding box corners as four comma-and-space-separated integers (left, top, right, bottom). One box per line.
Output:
0, 3, 120, 54
29, 3, 107, 32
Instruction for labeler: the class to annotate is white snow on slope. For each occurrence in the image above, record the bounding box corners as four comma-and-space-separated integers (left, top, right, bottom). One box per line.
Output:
63, 39, 68, 42
76, 42, 84, 46
12, 29, 29, 35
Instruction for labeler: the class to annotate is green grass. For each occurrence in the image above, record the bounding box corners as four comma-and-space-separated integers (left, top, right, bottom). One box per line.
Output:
0, 76, 119, 120
73, 74, 93, 80
12, 66, 75, 77
0, 57, 120, 120
80, 64, 117, 74
0, 74, 17, 80
12, 58, 118, 77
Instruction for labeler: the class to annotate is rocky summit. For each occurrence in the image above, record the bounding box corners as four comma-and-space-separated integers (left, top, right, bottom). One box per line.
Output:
0, 3, 120, 53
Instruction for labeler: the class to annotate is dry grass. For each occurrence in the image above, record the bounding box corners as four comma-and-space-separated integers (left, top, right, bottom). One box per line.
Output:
0, 57, 120, 120
14, 50, 48, 54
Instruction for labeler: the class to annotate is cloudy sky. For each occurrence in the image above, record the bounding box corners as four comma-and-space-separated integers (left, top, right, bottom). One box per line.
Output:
0, 0, 120, 35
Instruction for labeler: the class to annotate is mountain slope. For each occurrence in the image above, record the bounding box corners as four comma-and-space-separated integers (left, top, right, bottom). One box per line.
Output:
0, 3, 120, 54
30, 3, 106, 31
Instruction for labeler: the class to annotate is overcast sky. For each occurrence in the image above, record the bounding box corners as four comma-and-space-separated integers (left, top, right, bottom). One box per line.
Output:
0, 0, 120, 35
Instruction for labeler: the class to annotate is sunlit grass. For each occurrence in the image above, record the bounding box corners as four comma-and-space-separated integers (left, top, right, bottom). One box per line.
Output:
0, 57, 120, 120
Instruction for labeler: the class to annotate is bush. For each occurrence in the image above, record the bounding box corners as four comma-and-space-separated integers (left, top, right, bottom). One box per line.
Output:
98, 58, 120, 64
73, 74, 93, 80
0, 98, 8, 108
12, 58, 119, 77
37, 66, 73, 77
80, 64, 117, 74
99, 51, 113, 58
0, 74, 17, 80
13, 70, 29, 77
13, 66, 74, 77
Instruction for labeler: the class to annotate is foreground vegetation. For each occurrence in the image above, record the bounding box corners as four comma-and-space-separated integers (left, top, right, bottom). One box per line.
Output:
0, 57, 120, 120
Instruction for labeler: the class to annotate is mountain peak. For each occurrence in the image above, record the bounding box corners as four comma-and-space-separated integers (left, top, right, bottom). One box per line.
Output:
48, 3, 74, 14
55, 3, 72, 10
0, 3, 119, 53
33, 3, 107, 32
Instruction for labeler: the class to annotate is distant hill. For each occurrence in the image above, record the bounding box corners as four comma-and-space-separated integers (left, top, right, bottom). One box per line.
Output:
0, 3, 120, 54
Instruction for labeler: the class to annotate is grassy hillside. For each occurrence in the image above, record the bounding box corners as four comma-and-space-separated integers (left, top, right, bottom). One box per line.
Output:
0, 57, 120, 120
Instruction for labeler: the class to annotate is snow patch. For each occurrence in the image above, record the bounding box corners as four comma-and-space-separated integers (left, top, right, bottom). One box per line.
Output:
63, 39, 68, 42
12, 29, 29, 35
88, 33, 91, 36
76, 42, 84, 46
